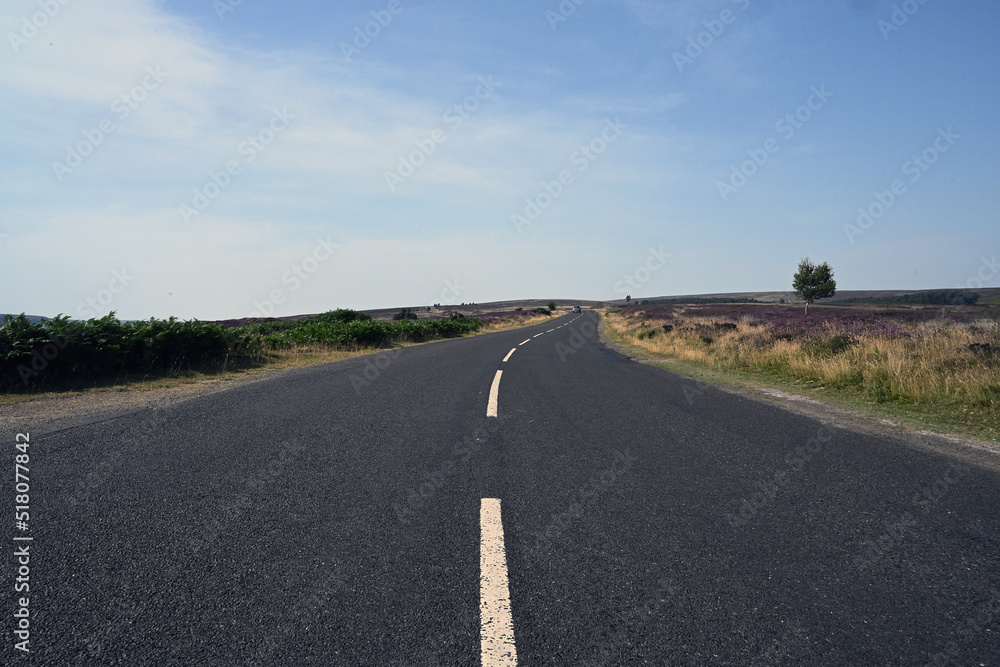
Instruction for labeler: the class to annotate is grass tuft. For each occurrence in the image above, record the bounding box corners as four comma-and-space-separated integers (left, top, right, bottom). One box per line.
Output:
604, 304, 1000, 441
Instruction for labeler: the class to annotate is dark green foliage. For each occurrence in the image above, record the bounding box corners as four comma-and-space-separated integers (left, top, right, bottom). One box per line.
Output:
793, 258, 837, 313
241, 310, 479, 349
392, 308, 418, 321
531, 307, 552, 315
828, 334, 855, 354
1, 313, 237, 390
317, 308, 372, 324
547, 301, 556, 311
1, 309, 482, 392
805, 334, 857, 357
969, 343, 996, 358
851, 290, 980, 306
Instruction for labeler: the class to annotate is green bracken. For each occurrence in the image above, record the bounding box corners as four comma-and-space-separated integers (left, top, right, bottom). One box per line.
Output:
1, 309, 481, 392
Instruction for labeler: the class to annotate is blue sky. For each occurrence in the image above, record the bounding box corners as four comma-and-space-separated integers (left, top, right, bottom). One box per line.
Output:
2, 0, 998, 319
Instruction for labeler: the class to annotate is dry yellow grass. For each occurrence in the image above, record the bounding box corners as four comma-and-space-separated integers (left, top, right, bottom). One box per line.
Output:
477, 313, 559, 333
604, 310, 1000, 410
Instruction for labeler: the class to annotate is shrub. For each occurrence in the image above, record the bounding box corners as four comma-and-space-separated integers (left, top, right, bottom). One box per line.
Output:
392, 308, 418, 321
1, 308, 484, 392
828, 334, 856, 355
318, 308, 372, 324
1, 313, 239, 390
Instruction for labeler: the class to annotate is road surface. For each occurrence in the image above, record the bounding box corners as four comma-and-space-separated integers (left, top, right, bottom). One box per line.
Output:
4, 311, 1000, 665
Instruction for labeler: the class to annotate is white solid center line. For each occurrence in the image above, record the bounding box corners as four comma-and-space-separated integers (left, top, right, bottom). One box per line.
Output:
519, 339, 530, 345
503, 348, 516, 362
481, 498, 518, 666
487, 370, 503, 418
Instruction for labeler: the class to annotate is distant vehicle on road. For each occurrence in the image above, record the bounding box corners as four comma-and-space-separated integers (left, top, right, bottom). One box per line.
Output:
572, 305, 581, 312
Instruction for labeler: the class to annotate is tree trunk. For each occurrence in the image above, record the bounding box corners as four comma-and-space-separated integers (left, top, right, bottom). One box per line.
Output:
804, 301, 809, 315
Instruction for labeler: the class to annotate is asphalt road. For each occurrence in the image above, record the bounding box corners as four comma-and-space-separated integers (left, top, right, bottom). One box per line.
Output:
4, 311, 1000, 665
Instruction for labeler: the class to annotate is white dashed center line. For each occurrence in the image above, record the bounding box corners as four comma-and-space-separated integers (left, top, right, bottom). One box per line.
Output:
487, 370, 503, 418
519, 339, 530, 345
480, 498, 517, 666
503, 348, 516, 362
532, 333, 544, 338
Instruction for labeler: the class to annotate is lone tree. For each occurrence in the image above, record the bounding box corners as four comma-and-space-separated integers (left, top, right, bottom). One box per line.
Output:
792, 258, 836, 314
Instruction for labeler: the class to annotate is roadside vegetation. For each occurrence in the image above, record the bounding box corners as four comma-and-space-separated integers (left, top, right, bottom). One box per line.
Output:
603, 303, 1000, 441
0, 308, 483, 394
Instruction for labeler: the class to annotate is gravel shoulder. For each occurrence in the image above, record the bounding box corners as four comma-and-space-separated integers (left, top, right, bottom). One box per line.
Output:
0, 366, 289, 438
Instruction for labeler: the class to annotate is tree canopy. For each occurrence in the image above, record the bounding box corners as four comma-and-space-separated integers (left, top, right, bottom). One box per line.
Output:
792, 258, 837, 314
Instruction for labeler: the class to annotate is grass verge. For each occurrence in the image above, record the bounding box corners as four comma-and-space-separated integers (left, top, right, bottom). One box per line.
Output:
601, 308, 1000, 444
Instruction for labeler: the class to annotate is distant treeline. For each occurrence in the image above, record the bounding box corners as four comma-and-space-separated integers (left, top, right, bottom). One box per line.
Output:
638, 297, 762, 305
1, 309, 480, 391
844, 290, 981, 306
